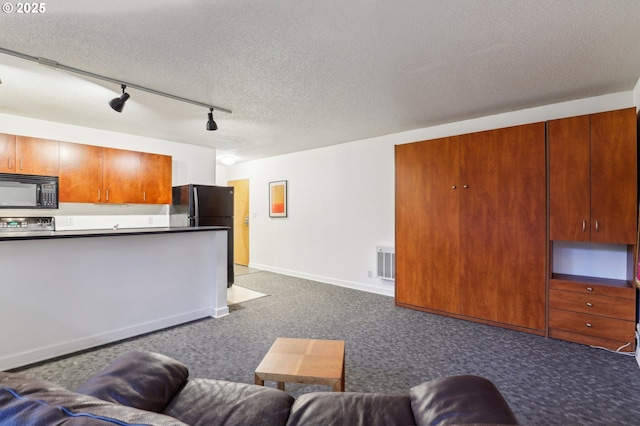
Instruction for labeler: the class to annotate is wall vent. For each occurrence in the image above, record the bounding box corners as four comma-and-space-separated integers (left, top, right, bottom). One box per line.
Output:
376, 246, 395, 281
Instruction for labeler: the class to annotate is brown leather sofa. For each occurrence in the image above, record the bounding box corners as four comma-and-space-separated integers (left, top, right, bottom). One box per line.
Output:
0, 350, 518, 425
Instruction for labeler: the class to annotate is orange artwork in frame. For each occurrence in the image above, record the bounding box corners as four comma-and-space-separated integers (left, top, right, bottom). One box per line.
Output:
269, 180, 287, 217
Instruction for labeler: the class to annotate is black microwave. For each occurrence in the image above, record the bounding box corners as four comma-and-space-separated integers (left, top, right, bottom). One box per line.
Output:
0, 173, 59, 209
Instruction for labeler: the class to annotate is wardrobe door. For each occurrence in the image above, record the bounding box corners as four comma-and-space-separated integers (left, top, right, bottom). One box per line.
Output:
459, 123, 546, 331
590, 108, 637, 244
395, 136, 461, 314
548, 115, 591, 242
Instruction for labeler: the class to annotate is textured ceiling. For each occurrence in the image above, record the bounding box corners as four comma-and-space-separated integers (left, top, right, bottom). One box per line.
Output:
0, 1, 639, 163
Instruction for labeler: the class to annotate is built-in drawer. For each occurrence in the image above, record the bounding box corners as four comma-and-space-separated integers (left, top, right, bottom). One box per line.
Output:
549, 308, 635, 342
550, 278, 634, 299
549, 289, 635, 321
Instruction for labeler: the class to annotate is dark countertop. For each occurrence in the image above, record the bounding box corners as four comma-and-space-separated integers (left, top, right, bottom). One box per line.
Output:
0, 226, 229, 241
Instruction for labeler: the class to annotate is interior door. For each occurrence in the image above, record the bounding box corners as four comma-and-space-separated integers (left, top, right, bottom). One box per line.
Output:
229, 179, 250, 266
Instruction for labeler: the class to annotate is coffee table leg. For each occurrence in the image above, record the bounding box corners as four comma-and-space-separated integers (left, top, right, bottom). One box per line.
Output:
254, 374, 264, 386
277, 381, 285, 391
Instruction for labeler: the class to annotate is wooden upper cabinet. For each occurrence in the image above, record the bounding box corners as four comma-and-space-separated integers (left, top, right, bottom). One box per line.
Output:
0, 135, 59, 175
140, 152, 172, 204
0, 133, 16, 173
590, 109, 637, 244
549, 108, 637, 244
59, 142, 103, 203
102, 148, 142, 204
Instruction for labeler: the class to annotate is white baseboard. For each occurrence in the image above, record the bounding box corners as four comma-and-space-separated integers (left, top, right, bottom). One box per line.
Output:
249, 264, 395, 297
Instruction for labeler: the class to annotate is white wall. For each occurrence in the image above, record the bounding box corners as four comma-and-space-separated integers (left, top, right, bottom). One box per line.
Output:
225, 91, 637, 296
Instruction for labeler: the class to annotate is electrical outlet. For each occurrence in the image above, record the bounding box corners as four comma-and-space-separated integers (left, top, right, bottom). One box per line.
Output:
367, 270, 373, 278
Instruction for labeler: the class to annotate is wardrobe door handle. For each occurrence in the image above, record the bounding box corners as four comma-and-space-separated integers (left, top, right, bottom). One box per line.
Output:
451, 185, 457, 189
595, 220, 599, 232
582, 220, 586, 232
586, 302, 593, 307
586, 287, 593, 292
586, 323, 592, 328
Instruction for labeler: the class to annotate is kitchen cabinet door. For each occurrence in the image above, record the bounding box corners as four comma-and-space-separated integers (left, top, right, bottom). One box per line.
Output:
395, 136, 461, 314
102, 148, 141, 204
59, 142, 103, 202
0, 133, 16, 173
15, 136, 59, 176
458, 123, 546, 331
140, 152, 172, 204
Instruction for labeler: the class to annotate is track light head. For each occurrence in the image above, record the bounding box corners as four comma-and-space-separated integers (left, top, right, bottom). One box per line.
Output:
109, 84, 130, 112
206, 108, 218, 131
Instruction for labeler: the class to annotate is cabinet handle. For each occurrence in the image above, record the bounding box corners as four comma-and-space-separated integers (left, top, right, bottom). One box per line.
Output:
463, 184, 469, 188
586, 302, 593, 307
582, 220, 586, 232
586, 287, 593, 292
106, 189, 109, 201
7, 156, 11, 170
98, 189, 101, 201
451, 185, 457, 189
595, 220, 599, 232
586, 323, 592, 328
19, 158, 23, 171
143, 191, 146, 202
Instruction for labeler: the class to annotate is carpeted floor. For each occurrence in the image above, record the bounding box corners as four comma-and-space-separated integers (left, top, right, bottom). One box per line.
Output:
13, 271, 640, 425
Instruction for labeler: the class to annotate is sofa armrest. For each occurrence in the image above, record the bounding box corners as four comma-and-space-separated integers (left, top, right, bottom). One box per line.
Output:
1, 371, 187, 425
409, 375, 518, 425
75, 350, 189, 413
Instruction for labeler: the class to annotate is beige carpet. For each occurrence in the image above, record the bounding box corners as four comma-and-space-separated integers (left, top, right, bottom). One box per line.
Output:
227, 285, 268, 305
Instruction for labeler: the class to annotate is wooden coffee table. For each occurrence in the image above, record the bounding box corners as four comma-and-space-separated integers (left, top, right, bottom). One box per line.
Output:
254, 337, 345, 392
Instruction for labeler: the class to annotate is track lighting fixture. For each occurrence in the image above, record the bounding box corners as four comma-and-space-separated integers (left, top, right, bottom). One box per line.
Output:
109, 84, 130, 112
0, 47, 232, 129
206, 108, 218, 131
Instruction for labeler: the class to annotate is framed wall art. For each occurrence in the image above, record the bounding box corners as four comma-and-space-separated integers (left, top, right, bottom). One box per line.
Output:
269, 180, 287, 217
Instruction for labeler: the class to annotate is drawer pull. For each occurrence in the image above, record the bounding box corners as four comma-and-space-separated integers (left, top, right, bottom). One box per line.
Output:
586, 323, 592, 328
586, 287, 593, 292
586, 302, 593, 307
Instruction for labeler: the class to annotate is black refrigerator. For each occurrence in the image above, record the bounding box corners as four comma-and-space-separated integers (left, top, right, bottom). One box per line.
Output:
170, 184, 234, 287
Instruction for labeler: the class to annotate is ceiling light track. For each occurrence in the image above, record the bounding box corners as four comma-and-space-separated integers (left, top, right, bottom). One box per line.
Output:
0, 46, 232, 114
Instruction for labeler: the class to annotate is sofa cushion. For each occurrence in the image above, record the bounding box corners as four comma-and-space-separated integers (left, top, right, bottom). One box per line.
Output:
286, 391, 415, 426
163, 378, 294, 426
409, 375, 518, 425
0, 371, 187, 425
76, 350, 189, 413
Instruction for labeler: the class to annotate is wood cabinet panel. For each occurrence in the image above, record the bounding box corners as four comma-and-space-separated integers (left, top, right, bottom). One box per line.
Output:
548, 108, 637, 244
549, 289, 635, 321
549, 328, 634, 352
140, 152, 172, 204
549, 309, 634, 342
0, 133, 16, 173
548, 115, 590, 241
459, 123, 546, 330
102, 148, 141, 204
589, 108, 637, 244
395, 123, 546, 333
395, 136, 461, 314
15, 136, 59, 176
550, 277, 634, 299
59, 142, 103, 203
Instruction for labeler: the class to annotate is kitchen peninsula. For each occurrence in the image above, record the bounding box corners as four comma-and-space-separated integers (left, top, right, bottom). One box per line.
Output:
0, 226, 229, 371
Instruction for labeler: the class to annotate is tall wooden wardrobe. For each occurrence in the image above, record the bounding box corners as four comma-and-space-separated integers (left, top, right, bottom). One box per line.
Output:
395, 123, 547, 334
